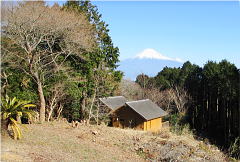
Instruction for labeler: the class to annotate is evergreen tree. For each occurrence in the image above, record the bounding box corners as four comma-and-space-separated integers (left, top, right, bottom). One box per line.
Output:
62, 1, 123, 121
136, 60, 240, 157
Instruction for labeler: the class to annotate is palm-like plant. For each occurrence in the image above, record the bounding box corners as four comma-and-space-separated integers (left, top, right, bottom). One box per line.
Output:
1, 95, 36, 139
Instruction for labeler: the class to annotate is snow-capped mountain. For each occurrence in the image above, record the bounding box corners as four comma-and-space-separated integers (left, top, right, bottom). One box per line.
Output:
117, 49, 183, 80
134, 48, 183, 62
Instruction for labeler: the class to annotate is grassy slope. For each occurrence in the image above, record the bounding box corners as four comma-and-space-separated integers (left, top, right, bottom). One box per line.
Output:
1, 121, 227, 162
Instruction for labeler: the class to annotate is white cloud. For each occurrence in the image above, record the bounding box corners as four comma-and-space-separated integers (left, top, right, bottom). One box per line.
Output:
135, 48, 184, 63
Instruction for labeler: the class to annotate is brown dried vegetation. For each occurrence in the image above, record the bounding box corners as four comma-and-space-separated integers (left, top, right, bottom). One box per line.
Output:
2, 121, 227, 162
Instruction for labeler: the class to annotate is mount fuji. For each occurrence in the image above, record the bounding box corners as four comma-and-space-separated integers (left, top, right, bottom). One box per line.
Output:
117, 49, 183, 81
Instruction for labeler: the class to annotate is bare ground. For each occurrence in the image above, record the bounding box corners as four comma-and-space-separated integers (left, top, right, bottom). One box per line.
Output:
1, 121, 228, 162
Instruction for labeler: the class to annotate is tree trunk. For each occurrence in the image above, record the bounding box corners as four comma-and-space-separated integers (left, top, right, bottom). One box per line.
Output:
47, 92, 58, 122
238, 71, 240, 137
37, 81, 46, 123
1, 120, 9, 136
80, 93, 86, 120
87, 89, 96, 125
96, 101, 100, 125
47, 107, 53, 122
56, 104, 63, 120
16, 115, 22, 124
31, 70, 46, 123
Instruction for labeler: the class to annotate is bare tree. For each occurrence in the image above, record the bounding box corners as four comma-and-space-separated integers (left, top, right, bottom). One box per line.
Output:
120, 80, 191, 114
171, 86, 191, 114
87, 68, 121, 125
1, 1, 18, 23
120, 79, 143, 100
145, 86, 191, 114
46, 83, 65, 122
2, 2, 95, 122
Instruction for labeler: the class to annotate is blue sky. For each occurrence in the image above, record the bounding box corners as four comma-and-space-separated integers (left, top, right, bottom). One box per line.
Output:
52, 1, 240, 67
92, 1, 240, 67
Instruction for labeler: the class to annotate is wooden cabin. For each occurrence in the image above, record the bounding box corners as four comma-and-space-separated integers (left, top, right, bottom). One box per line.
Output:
99, 97, 167, 132
99, 96, 127, 112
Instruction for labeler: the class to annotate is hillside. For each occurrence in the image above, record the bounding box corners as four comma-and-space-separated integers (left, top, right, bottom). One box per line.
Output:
118, 58, 182, 80
1, 121, 228, 162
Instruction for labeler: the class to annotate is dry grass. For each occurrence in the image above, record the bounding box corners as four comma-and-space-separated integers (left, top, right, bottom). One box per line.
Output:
1, 121, 228, 162
1, 121, 144, 162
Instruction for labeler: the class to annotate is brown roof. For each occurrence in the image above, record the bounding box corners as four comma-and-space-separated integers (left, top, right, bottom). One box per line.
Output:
126, 99, 167, 120
99, 96, 127, 111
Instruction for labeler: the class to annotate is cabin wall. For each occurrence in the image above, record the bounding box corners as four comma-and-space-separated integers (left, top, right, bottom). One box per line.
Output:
112, 106, 145, 130
144, 118, 162, 132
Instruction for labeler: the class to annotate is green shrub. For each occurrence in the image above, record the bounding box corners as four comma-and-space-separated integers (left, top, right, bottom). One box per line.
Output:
169, 113, 191, 135
1, 95, 36, 139
229, 137, 240, 159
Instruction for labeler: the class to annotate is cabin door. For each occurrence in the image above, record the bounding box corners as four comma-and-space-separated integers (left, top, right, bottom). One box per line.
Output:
112, 117, 120, 128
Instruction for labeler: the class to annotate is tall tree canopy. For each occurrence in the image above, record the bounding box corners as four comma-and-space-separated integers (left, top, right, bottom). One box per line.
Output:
1, 1, 122, 123
2, 1, 95, 123
61, 1, 123, 122
135, 60, 240, 158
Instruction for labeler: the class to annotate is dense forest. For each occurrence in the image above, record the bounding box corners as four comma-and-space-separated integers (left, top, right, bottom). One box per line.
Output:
135, 61, 240, 158
1, 1, 122, 124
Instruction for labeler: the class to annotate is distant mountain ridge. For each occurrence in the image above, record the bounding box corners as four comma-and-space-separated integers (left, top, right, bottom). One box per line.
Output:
117, 58, 182, 80
117, 48, 183, 80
